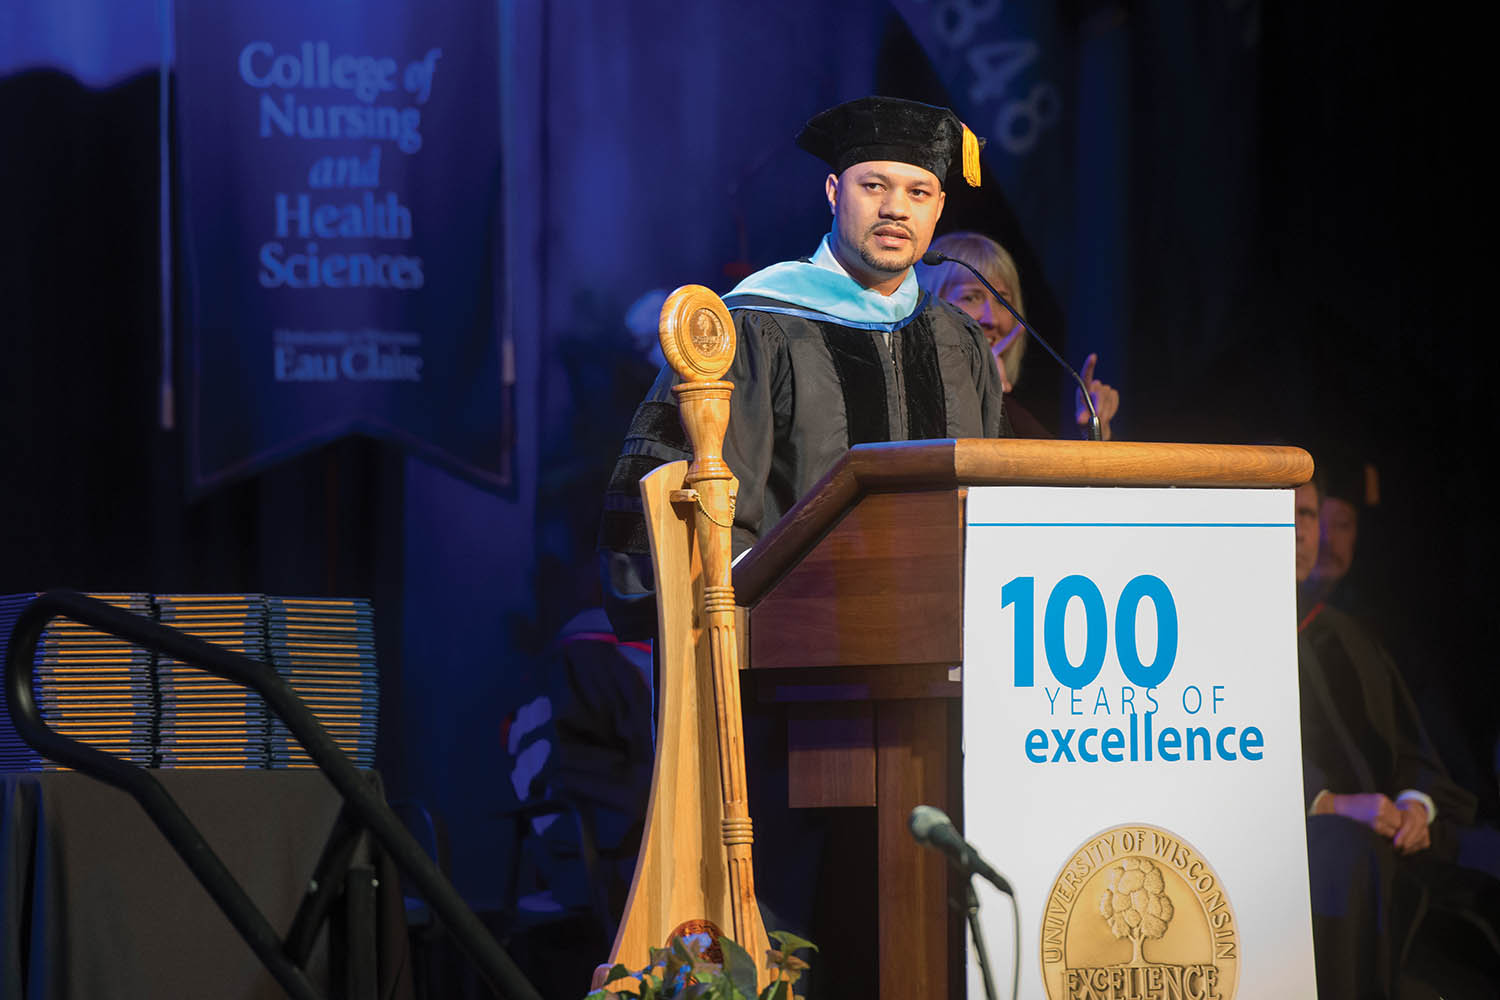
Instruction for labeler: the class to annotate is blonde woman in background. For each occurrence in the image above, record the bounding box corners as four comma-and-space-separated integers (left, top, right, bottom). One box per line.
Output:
920, 231, 1120, 439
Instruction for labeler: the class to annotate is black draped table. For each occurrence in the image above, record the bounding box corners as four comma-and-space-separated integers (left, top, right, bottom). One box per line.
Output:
0, 769, 412, 1000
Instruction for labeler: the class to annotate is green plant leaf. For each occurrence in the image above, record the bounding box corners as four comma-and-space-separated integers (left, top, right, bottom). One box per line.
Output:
762, 950, 799, 985
718, 935, 759, 998
756, 981, 789, 1000
586, 963, 643, 999
662, 952, 688, 987
671, 936, 698, 965
586, 932, 815, 999
767, 930, 818, 955
673, 933, 720, 977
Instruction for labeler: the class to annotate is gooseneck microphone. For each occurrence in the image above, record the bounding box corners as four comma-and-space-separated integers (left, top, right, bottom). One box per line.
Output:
908, 805, 1014, 895
921, 249, 1102, 441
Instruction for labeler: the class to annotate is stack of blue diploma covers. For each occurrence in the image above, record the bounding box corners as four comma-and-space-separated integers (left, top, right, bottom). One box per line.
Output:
266, 596, 379, 769
0, 592, 155, 770
155, 594, 271, 769
1, 593, 379, 772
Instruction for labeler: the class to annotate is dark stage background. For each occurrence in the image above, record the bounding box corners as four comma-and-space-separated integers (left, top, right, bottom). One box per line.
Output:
2, 0, 1494, 927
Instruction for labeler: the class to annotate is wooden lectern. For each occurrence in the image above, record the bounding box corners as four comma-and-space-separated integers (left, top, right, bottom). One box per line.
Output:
730, 438, 1312, 1000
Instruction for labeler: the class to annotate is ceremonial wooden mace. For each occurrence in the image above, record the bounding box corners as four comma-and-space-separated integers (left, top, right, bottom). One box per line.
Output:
602, 285, 770, 987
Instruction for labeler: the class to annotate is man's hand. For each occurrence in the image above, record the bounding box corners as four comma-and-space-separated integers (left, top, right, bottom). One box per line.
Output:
1393, 799, 1431, 854
1074, 353, 1121, 441
1322, 792, 1404, 837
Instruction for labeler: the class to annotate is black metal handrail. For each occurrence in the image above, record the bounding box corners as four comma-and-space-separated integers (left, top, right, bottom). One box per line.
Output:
4, 589, 541, 1000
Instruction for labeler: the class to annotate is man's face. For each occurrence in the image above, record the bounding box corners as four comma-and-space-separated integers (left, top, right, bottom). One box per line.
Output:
825, 160, 945, 294
1294, 483, 1321, 583
1316, 496, 1358, 583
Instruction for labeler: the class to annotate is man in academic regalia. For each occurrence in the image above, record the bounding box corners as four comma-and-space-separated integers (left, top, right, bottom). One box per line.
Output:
1296, 475, 1500, 999
600, 96, 1007, 640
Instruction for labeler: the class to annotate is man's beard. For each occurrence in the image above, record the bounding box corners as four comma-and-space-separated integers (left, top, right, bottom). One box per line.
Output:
857, 225, 918, 274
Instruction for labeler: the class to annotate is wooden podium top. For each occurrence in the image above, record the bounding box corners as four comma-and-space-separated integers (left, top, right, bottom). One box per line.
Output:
733, 439, 1312, 606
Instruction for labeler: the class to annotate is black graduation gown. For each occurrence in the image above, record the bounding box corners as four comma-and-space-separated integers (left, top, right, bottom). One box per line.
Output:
599, 291, 1007, 640
1298, 603, 1484, 1000
1298, 604, 1475, 824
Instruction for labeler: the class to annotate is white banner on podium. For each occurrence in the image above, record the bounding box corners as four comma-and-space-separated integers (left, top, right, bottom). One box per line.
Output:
962, 486, 1316, 999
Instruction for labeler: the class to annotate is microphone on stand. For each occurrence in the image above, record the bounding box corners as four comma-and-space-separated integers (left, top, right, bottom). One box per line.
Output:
908, 805, 1013, 895
920, 249, 1102, 441
909, 805, 1019, 1000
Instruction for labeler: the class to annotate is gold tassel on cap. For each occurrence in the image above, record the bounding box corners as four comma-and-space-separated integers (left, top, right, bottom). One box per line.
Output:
961, 122, 982, 187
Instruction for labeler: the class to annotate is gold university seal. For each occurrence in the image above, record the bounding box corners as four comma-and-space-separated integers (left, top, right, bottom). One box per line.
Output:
1040, 823, 1239, 1000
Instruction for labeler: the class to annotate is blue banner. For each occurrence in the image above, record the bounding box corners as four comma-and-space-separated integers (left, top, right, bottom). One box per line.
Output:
176, 1, 508, 492
889, 0, 1075, 281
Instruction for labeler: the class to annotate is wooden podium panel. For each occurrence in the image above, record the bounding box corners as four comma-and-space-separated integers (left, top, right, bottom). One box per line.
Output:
750, 490, 964, 670
786, 703, 875, 809
875, 697, 961, 999
747, 676, 963, 999
744, 482, 968, 997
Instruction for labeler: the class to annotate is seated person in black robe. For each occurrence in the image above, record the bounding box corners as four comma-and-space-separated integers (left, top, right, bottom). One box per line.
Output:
599, 96, 1008, 641
1295, 474, 1500, 998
